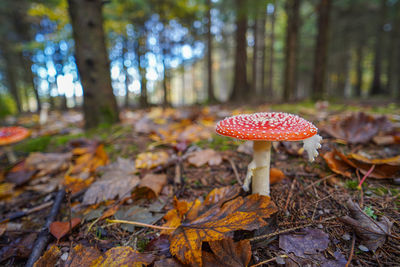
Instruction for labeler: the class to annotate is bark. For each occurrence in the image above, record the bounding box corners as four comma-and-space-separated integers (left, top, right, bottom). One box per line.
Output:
206, 0, 217, 103
230, 0, 249, 103
122, 37, 130, 108
266, 1, 276, 99
67, 0, 119, 128
20, 50, 41, 112
283, 0, 300, 101
311, 0, 332, 101
252, 17, 258, 95
162, 56, 170, 107
354, 43, 364, 97
137, 34, 148, 108
370, 0, 387, 95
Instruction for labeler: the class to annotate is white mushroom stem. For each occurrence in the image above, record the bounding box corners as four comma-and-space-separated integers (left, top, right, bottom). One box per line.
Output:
251, 141, 272, 196
4, 146, 17, 164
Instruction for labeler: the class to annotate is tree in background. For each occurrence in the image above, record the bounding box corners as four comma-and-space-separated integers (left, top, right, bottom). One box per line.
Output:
283, 0, 300, 101
68, 0, 119, 128
230, 0, 249, 102
206, 0, 217, 103
311, 0, 332, 101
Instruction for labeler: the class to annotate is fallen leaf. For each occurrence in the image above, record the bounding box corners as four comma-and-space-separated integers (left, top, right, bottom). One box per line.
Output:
162, 185, 277, 266
25, 152, 72, 177
64, 244, 102, 267
49, 218, 81, 241
33, 245, 61, 267
321, 250, 348, 267
0, 183, 15, 199
135, 173, 167, 198
187, 149, 222, 167
347, 153, 400, 166
92, 246, 154, 266
0, 233, 37, 261
279, 228, 330, 258
322, 151, 353, 178
154, 258, 184, 267
340, 199, 392, 252
202, 239, 251, 267
82, 158, 140, 205
135, 151, 169, 169
270, 168, 285, 184
5, 161, 36, 186
115, 205, 164, 233
321, 112, 393, 144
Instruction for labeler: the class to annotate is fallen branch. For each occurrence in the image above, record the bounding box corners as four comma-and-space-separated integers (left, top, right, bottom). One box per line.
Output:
0, 201, 53, 224
25, 189, 66, 267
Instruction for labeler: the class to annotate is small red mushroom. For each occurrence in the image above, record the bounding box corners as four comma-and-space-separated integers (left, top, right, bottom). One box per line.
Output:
0, 126, 30, 163
216, 112, 322, 196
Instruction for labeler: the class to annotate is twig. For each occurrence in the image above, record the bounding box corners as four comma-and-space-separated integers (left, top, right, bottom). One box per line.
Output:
248, 216, 337, 242
25, 188, 66, 267
303, 174, 335, 191
106, 219, 176, 231
227, 158, 242, 186
249, 255, 288, 267
346, 232, 356, 267
356, 169, 364, 208
0, 201, 54, 224
284, 179, 297, 211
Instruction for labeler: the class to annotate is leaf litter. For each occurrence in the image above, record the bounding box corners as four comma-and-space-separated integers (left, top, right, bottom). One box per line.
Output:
1, 106, 400, 267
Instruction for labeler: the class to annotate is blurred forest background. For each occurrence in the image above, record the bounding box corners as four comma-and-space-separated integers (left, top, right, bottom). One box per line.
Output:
0, 0, 399, 128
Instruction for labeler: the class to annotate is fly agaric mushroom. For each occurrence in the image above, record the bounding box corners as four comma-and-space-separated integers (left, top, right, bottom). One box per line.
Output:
216, 112, 322, 196
0, 126, 30, 163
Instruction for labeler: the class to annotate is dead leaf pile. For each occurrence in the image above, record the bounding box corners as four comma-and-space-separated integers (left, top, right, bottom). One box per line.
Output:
161, 185, 277, 266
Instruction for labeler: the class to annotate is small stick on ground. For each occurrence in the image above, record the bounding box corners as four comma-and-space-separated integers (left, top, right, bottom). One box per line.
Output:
226, 158, 242, 186
345, 232, 356, 267
249, 255, 288, 267
25, 188, 66, 267
356, 169, 364, 208
0, 201, 54, 224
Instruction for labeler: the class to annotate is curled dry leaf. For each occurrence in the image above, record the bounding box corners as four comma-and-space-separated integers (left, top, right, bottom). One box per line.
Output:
135, 151, 169, 169
340, 199, 392, 252
82, 158, 139, 205
202, 239, 251, 267
49, 218, 81, 241
323, 150, 400, 179
320, 112, 393, 144
161, 185, 277, 267
135, 173, 167, 198
187, 149, 222, 167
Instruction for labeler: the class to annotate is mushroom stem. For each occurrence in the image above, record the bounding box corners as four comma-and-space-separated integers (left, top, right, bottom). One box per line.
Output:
252, 140, 271, 196
4, 146, 17, 164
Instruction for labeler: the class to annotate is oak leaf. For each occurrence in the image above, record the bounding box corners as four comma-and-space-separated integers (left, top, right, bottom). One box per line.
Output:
161, 185, 277, 267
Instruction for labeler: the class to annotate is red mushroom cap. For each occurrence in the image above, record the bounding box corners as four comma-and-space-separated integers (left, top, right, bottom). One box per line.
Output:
216, 112, 318, 141
0, 127, 30, 146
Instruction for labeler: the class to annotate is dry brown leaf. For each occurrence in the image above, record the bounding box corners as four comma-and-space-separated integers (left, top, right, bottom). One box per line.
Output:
347, 153, 400, 166
270, 168, 285, 184
25, 152, 72, 177
65, 244, 102, 267
92, 246, 154, 266
161, 185, 277, 267
0, 183, 15, 199
340, 199, 392, 252
136, 173, 167, 198
33, 245, 61, 267
49, 218, 81, 241
135, 151, 169, 169
5, 161, 36, 186
322, 151, 353, 178
82, 158, 139, 205
187, 149, 222, 167
321, 112, 392, 144
202, 239, 251, 267
154, 258, 184, 267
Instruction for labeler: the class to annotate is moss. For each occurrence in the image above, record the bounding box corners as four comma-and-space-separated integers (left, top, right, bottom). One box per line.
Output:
14, 136, 52, 153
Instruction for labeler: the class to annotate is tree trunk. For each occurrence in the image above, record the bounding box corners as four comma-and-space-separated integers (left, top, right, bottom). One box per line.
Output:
122, 37, 130, 108
230, 0, 249, 103
252, 17, 258, 96
354, 42, 364, 97
386, 2, 400, 97
137, 34, 148, 108
162, 56, 170, 107
21, 52, 41, 112
311, 0, 331, 101
266, 1, 276, 99
67, 0, 119, 128
1, 42, 22, 112
370, 0, 387, 95
283, 0, 300, 101
206, 0, 217, 103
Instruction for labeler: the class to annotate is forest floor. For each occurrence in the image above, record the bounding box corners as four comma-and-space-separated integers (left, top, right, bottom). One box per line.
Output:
0, 101, 399, 266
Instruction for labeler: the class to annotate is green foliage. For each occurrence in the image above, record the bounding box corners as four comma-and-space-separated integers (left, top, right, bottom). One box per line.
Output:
0, 93, 17, 118
363, 206, 377, 220
345, 180, 359, 190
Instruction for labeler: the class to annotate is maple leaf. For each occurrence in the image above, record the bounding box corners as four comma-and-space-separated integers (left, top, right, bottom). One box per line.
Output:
161, 185, 277, 267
